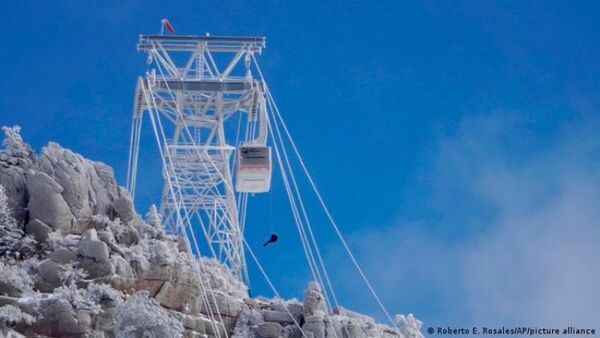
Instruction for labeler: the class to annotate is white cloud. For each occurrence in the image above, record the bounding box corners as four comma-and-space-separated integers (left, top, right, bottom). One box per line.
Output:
332, 113, 600, 327
462, 117, 600, 326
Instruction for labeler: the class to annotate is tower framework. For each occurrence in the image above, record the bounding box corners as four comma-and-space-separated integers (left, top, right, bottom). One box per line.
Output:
127, 34, 269, 284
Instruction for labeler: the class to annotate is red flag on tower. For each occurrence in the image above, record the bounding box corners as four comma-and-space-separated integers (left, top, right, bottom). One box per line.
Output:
161, 19, 175, 34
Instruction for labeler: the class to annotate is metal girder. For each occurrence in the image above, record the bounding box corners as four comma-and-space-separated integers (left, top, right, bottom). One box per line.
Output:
156, 78, 252, 92
137, 34, 266, 53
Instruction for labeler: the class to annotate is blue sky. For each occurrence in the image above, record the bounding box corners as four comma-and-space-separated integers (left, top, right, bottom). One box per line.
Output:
1, 0, 599, 330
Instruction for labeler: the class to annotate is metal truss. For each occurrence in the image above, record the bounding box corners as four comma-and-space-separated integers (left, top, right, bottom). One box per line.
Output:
127, 34, 268, 284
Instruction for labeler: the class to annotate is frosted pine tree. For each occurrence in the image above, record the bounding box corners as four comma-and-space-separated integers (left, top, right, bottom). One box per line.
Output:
0, 184, 25, 258
0, 305, 36, 327
145, 204, 163, 233
1, 126, 34, 167
115, 291, 183, 338
59, 262, 89, 286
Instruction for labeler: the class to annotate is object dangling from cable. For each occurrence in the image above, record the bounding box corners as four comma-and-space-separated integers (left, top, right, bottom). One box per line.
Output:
262, 233, 279, 247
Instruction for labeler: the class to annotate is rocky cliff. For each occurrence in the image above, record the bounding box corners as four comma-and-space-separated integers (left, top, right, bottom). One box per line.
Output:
0, 126, 424, 338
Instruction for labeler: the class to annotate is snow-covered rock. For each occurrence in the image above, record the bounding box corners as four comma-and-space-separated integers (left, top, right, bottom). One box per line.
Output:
26, 170, 74, 232
77, 236, 113, 279
256, 321, 283, 337
35, 142, 120, 219
303, 281, 327, 317
24, 218, 52, 242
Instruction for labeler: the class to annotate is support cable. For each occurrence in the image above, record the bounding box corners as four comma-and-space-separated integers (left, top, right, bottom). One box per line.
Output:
268, 120, 322, 292
266, 97, 340, 309
269, 131, 341, 338
252, 55, 398, 329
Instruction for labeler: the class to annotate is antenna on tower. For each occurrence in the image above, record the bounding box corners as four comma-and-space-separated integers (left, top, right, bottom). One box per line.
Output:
160, 18, 175, 35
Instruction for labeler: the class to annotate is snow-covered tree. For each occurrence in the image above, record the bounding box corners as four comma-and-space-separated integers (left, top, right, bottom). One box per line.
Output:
0, 305, 36, 327
115, 291, 183, 338
0, 261, 34, 296
90, 330, 108, 338
106, 216, 139, 245
199, 257, 248, 298
58, 262, 89, 286
86, 283, 123, 304
1, 126, 34, 167
145, 204, 162, 229
0, 184, 31, 259
54, 283, 101, 315
395, 313, 424, 338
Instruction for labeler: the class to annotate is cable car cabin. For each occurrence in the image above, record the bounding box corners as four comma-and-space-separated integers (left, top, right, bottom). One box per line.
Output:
236, 145, 272, 193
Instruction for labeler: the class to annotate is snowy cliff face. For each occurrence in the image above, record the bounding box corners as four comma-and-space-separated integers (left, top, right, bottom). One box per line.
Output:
0, 126, 424, 338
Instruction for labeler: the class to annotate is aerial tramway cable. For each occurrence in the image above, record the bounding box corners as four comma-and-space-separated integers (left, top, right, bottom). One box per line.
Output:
266, 116, 340, 337
252, 54, 399, 330
263, 99, 343, 338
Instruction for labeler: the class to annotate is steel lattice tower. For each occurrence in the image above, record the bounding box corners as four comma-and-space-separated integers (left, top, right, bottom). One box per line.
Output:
127, 34, 270, 284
